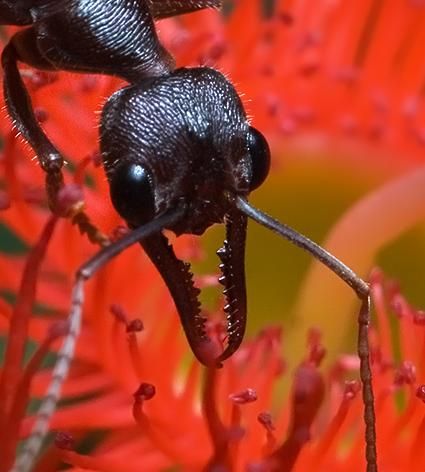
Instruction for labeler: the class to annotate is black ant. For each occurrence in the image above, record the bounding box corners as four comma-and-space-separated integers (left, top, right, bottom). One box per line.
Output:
0, 1, 377, 471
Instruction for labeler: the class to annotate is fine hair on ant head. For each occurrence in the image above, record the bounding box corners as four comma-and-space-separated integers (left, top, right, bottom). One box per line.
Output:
0, 1, 377, 471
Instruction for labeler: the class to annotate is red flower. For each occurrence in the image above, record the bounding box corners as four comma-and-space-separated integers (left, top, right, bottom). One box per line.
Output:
1, 1, 425, 471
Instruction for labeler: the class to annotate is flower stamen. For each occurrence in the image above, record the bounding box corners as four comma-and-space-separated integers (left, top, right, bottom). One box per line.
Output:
0, 215, 57, 436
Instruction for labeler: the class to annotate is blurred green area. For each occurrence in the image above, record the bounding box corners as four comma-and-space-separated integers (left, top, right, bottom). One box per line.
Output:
0, 222, 28, 254
194, 150, 425, 364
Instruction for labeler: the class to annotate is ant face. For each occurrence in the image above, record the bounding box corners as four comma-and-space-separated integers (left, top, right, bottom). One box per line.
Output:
102, 67, 271, 236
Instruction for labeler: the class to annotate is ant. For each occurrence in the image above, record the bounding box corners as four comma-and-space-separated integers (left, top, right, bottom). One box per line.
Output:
0, 1, 377, 471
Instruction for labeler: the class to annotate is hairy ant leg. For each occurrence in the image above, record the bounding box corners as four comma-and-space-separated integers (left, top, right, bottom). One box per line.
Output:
1, 30, 107, 245
2, 30, 63, 207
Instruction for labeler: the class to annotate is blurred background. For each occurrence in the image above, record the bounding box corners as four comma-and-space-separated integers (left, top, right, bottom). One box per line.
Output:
2, 0, 425, 371
1, 0, 425, 469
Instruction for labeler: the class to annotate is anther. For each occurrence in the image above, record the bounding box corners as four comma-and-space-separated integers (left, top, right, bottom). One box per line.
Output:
416, 385, 425, 403
229, 388, 258, 404
134, 382, 156, 401
54, 431, 75, 450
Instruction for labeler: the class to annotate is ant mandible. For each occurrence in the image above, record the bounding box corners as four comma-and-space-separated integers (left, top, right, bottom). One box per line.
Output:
0, 1, 377, 471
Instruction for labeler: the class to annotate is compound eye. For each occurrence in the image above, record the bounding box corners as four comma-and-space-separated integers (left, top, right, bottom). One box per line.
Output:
109, 163, 155, 227
247, 126, 271, 191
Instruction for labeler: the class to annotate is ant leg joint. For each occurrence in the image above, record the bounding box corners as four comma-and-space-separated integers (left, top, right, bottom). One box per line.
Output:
40, 152, 64, 173
356, 281, 371, 301
77, 267, 91, 281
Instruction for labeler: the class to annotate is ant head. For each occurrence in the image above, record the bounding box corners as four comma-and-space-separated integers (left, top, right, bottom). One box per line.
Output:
101, 67, 270, 234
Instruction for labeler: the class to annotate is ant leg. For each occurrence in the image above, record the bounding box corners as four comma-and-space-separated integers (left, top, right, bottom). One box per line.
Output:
148, 0, 221, 19
12, 205, 186, 472
2, 30, 62, 207
234, 196, 377, 472
1, 29, 107, 245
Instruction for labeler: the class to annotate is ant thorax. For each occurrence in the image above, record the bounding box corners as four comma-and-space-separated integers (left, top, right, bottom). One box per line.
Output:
25, 0, 175, 80
101, 67, 251, 235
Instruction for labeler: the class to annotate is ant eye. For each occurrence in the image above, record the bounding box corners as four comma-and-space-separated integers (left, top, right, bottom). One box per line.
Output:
247, 126, 271, 191
109, 163, 155, 226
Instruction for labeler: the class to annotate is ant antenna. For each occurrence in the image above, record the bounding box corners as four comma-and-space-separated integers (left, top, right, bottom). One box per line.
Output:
234, 196, 377, 472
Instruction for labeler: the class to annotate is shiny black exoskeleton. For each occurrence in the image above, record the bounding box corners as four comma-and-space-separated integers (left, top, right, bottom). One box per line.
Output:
1, 0, 271, 365
1, 2, 378, 471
